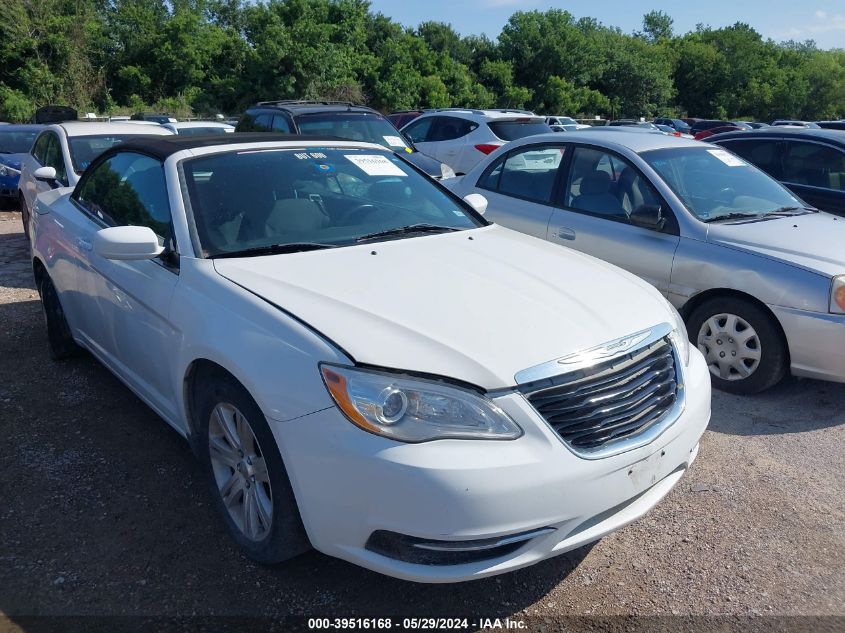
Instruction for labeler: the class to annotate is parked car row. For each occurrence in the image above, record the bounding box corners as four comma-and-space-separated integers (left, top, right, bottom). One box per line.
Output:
26, 132, 711, 583
10, 98, 845, 586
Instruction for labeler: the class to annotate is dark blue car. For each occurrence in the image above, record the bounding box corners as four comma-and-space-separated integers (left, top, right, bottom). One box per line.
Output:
0, 124, 41, 207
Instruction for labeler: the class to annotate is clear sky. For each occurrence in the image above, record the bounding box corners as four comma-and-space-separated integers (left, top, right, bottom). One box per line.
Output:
366, 0, 845, 50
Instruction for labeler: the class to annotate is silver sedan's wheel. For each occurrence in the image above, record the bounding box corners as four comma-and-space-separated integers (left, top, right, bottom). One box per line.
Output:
208, 403, 273, 542
697, 313, 761, 381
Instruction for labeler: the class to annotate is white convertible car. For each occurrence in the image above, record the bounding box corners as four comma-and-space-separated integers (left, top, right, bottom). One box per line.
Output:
30, 133, 710, 582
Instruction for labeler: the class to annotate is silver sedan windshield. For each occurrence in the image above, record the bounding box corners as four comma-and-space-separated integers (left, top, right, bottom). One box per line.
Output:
642, 147, 808, 222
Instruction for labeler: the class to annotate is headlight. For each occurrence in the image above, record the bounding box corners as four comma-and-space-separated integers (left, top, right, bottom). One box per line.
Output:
831, 276, 845, 314
320, 364, 522, 442
439, 162, 456, 179
666, 301, 690, 366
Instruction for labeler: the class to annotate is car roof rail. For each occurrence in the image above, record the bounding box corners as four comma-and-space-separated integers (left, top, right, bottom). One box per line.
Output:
425, 107, 538, 116
254, 100, 363, 108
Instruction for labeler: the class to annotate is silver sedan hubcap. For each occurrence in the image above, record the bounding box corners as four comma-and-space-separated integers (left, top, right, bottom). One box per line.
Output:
697, 313, 761, 381
208, 403, 273, 542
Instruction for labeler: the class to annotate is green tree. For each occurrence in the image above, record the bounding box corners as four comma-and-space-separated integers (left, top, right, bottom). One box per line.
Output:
638, 10, 673, 43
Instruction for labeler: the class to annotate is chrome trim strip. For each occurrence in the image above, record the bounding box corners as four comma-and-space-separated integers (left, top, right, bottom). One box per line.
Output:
514, 322, 673, 385
411, 527, 556, 552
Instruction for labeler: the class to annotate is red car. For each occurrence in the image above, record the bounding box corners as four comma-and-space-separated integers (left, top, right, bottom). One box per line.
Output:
694, 125, 743, 141
387, 110, 425, 130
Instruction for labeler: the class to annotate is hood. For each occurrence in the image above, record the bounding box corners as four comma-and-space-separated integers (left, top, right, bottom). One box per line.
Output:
0, 153, 23, 170
403, 150, 444, 178
706, 212, 845, 277
213, 225, 672, 389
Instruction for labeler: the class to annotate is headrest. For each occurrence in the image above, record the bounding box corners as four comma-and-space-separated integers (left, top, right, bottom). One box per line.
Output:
581, 170, 612, 195
265, 198, 325, 234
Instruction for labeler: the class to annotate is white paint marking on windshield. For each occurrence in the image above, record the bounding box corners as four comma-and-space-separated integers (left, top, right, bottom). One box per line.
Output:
345, 154, 406, 177
707, 149, 747, 167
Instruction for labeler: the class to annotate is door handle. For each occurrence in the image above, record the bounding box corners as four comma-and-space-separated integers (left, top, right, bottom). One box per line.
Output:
76, 237, 93, 251
556, 227, 576, 241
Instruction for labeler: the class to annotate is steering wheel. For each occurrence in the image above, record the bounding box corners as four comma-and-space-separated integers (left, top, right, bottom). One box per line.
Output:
341, 203, 379, 225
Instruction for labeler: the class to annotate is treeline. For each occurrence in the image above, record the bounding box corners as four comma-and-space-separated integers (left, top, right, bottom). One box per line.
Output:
1, 0, 843, 122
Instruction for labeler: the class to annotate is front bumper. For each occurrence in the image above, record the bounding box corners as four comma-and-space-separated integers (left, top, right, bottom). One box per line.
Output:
270, 349, 711, 583
770, 305, 845, 383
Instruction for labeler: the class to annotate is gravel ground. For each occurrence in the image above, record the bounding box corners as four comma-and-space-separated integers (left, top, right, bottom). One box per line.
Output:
1, 209, 843, 631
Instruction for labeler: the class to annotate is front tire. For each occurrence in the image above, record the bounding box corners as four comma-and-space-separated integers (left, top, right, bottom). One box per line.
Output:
196, 374, 310, 564
38, 274, 79, 360
687, 296, 787, 394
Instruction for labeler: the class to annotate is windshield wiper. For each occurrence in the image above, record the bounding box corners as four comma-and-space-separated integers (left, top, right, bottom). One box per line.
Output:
759, 206, 816, 217
704, 212, 760, 223
706, 206, 817, 223
356, 223, 460, 243
210, 242, 337, 258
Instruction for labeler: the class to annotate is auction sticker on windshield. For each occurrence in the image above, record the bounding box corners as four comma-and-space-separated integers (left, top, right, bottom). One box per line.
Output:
383, 135, 408, 148
345, 154, 406, 176
707, 149, 747, 167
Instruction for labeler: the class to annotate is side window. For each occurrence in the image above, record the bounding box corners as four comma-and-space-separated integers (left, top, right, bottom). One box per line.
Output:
430, 116, 477, 141
403, 117, 434, 144
494, 145, 565, 203
43, 134, 68, 186
565, 147, 662, 222
783, 142, 845, 191
252, 114, 273, 132
236, 113, 255, 131
271, 115, 292, 133
32, 134, 49, 163
75, 152, 172, 242
720, 139, 782, 179
477, 154, 506, 191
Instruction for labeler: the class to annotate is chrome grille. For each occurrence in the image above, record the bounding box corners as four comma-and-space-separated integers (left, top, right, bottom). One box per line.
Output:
520, 338, 679, 452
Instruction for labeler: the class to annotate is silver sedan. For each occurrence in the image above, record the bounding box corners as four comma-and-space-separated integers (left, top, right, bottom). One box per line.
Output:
446, 130, 845, 394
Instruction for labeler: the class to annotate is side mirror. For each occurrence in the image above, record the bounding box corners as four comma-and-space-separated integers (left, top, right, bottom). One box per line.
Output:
629, 204, 666, 231
463, 193, 488, 216
33, 166, 57, 182
93, 226, 165, 261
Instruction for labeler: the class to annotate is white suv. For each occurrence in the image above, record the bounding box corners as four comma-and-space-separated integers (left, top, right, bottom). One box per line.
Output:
401, 109, 551, 175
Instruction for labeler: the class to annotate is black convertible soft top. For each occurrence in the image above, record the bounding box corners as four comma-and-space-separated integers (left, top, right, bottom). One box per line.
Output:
110, 133, 353, 161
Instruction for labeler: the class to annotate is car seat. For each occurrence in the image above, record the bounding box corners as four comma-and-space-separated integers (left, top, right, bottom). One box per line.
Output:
572, 171, 625, 216
264, 198, 327, 237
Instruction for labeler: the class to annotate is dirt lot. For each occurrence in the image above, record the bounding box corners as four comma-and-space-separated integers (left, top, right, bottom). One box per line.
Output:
1, 209, 844, 630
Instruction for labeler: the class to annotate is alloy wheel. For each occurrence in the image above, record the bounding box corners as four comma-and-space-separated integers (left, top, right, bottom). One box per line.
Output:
208, 402, 273, 542
697, 313, 761, 381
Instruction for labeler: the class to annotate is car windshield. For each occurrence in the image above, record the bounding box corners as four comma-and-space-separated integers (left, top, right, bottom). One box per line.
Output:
175, 127, 230, 136
0, 130, 39, 154
68, 135, 140, 172
295, 113, 413, 153
182, 147, 483, 257
642, 147, 808, 222
488, 121, 552, 140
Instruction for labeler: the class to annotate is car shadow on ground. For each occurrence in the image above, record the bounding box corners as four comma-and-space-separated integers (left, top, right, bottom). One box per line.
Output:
0, 297, 588, 621
708, 375, 845, 436
0, 220, 35, 291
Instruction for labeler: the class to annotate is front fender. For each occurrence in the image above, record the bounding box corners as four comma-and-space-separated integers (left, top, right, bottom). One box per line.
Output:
171, 258, 348, 434
671, 237, 830, 313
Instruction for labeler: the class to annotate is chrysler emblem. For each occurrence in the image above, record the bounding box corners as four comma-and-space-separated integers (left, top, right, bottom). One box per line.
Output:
556, 329, 652, 365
